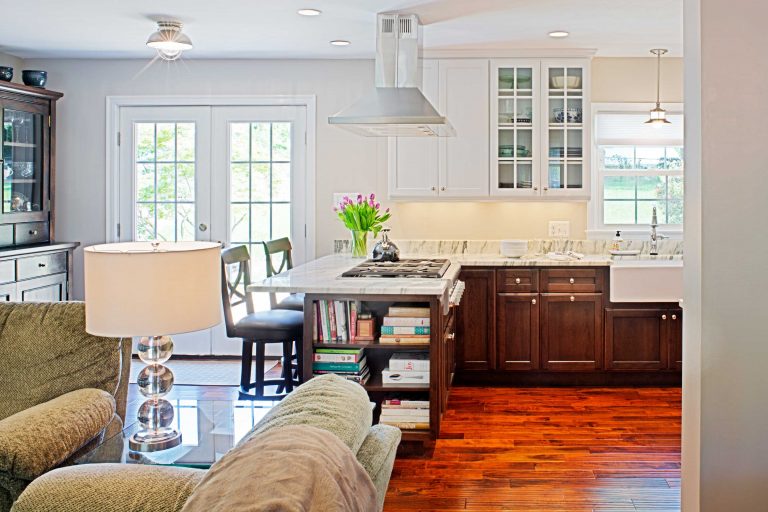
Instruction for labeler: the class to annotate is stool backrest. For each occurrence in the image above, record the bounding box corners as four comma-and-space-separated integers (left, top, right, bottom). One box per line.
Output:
221, 245, 254, 337
262, 237, 294, 309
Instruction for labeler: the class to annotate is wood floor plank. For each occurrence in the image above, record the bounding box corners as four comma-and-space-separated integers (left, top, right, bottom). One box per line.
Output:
385, 386, 681, 512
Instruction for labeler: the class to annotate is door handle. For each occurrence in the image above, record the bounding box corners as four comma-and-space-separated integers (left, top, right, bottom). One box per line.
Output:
199, 223, 208, 232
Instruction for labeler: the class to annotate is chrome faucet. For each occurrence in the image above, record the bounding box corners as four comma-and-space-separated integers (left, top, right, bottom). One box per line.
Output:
649, 206, 667, 255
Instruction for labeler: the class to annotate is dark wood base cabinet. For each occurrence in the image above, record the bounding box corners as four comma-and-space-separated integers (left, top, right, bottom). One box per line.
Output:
456, 267, 682, 386
0, 244, 77, 302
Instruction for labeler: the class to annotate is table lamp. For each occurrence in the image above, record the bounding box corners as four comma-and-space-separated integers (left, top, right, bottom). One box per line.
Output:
84, 241, 221, 452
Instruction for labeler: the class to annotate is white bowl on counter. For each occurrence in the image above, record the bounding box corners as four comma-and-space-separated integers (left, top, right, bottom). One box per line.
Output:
500, 239, 528, 258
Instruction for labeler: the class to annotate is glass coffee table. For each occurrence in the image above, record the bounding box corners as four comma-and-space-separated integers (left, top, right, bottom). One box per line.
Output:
75, 399, 277, 469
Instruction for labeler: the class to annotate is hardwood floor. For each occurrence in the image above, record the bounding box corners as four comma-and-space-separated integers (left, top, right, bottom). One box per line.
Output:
385, 387, 681, 512
128, 383, 681, 511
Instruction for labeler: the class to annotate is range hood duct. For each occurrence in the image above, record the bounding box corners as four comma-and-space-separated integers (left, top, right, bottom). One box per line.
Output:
328, 13, 454, 137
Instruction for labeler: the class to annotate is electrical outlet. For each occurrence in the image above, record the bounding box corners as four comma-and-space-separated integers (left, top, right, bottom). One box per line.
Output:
548, 220, 570, 239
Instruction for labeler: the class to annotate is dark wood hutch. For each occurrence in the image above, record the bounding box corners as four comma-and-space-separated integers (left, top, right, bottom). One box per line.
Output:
0, 81, 77, 301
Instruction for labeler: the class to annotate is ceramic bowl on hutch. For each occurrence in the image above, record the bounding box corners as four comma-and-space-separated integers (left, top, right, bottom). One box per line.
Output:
22, 70, 47, 88
0, 67, 12, 82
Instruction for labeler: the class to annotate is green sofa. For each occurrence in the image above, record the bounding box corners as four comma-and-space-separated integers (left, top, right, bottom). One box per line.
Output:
0, 302, 131, 512
12, 374, 402, 512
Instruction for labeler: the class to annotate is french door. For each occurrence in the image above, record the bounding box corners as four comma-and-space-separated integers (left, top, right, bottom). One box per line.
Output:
118, 105, 308, 355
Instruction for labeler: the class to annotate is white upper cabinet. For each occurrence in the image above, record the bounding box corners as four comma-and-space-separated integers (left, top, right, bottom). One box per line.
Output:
389, 59, 489, 199
438, 59, 490, 197
388, 60, 440, 198
389, 57, 591, 201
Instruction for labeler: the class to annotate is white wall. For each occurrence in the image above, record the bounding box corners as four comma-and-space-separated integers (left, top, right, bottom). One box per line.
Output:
0, 51, 24, 83
26, 56, 684, 297
683, 0, 768, 509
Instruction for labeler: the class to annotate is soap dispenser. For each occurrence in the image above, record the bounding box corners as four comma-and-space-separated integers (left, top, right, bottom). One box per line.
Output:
610, 230, 623, 252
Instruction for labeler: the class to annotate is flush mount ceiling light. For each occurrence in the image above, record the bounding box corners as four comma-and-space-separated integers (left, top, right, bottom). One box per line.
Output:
330, 39, 351, 46
146, 21, 193, 61
646, 48, 671, 125
548, 30, 570, 38
297, 8, 322, 16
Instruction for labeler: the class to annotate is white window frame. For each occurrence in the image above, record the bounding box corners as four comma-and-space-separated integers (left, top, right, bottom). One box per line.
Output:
587, 102, 684, 240
105, 95, 317, 260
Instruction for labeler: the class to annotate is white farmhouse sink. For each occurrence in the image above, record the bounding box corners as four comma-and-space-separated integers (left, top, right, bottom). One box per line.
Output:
610, 259, 684, 303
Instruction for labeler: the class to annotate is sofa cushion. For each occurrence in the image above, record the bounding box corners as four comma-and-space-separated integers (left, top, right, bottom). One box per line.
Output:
0, 302, 125, 421
243, 374, 372, 455
182, 424, 377, 512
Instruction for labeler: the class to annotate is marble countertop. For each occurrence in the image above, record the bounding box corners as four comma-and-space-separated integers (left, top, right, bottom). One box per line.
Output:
247, 253, 683, 298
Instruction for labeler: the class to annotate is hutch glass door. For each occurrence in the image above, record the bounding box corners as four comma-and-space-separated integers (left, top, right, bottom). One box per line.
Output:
2, 108, 44, 214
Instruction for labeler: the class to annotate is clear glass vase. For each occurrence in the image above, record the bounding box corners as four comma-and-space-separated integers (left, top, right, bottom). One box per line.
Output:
350, 230, 369, 258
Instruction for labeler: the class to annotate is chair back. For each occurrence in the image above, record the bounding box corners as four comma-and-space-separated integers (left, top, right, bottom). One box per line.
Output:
221, 245, 255, 338
262, 237, 294, 308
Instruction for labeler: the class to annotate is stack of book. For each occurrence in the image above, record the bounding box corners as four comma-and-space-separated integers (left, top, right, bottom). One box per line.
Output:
379, 306, 430, 345
379, 399, 430, 430
382, 352, 430, 385
312, 347, 370, 385
314, 300, 359, 343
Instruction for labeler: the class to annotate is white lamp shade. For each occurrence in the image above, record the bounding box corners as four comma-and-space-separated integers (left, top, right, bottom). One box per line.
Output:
84, 241, 221, 337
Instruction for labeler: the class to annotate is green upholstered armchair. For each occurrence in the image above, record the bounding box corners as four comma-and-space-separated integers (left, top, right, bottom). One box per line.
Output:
0, 302, 131, 512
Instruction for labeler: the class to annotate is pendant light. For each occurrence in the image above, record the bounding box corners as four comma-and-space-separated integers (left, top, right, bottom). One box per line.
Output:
646, 49, 671, 125
146, 21, 193, 61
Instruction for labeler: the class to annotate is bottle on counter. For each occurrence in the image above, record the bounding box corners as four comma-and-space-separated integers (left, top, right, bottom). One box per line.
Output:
610, 230, 624, 252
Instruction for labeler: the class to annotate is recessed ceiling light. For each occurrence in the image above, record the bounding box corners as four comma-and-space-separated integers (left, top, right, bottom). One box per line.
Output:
548, 30, 570, 38
297, 8, 321, 16
330, 40, 351, 46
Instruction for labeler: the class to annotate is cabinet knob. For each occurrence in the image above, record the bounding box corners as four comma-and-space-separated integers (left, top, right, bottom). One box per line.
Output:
533, 186, 538, 191
431, 186, 436, 191
672, 314, 677, 320
662, 314, 667, 320
29, 230, 38, 236
515, 277, 521, 284
531, 298, 536, 305
198, 223, 208, 232
440, 186, 446, 191
544, 187, 549, 191
38, 263, 46, 268
570, 295, 575, 302
569, 278, 575, 284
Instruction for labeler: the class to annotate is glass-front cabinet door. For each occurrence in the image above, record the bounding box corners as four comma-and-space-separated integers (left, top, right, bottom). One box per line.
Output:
490, 60, 540, 196
1, 100, 47, 219
542, 61, 589, 198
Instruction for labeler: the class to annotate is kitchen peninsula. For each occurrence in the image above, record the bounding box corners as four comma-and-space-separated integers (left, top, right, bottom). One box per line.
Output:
248, 245, 683, 444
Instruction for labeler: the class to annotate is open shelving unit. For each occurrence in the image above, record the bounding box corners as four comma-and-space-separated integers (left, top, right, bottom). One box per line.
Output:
303, 293, 446, 444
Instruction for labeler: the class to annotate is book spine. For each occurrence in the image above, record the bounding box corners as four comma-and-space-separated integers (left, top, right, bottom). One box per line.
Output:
315, 348, 363, 354
382, 317, 431, 327
319, 300, 330, 342
378, 336, 431, 344
315, 301, 322, 342
379, 421, 430, 430
335, 301, 347, 341
313, 353, 360, 363
387, 307, 430, 318
328, 301, 338, 341
312, 362, 362, 372
350, 302, 357, 341
389, 360, 430, 372
379, 408, 431, 418
381, 326, 431, 335
382, 399, 430, 409
378, 414, 431, 423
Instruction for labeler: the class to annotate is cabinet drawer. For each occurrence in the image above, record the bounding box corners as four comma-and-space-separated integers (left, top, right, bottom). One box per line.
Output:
497, 269, 538, 292
15, 222, 49, 245
0, 260, 15, 284
541, 268, 603, 293
16, 251, 67, 281
0, 225, 13, 247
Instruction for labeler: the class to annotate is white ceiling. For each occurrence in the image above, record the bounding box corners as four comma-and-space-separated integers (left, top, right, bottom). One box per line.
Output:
1, 0, 683, 60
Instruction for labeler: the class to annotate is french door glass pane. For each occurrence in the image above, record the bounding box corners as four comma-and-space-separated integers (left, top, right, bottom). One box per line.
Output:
134, 122, 196, 241
228, 121, 293, 281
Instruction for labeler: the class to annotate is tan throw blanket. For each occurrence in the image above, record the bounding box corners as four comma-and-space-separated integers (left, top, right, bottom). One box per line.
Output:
181, 424, 378, 512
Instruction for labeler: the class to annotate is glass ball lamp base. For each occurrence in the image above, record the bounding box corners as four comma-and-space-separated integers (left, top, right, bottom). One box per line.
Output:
131, 335, 180, 453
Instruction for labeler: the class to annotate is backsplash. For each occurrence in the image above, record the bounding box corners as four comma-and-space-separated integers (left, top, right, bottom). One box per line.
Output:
333, 239, 683, 256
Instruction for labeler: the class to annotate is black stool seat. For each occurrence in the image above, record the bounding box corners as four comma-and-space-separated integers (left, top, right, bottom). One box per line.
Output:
233, 309, 304, 340
275, 293, 305, 312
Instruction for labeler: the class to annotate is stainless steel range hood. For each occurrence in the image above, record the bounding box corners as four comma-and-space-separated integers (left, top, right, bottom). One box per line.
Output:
328, 13, 454, 137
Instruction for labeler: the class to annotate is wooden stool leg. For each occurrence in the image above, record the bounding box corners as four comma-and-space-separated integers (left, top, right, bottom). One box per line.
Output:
254, 342, 266, 400
282, 340, 294, 393
240, 340, 253, 394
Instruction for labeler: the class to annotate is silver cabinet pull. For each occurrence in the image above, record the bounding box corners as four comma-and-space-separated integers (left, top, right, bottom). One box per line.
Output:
440, 186, 446, 191
533, 186, 538, 191
29, 230, 38, 236
672, 314, 677, 320
199, 223, 208, 232
531, 298, 536, 305
662, 314, 667, 320
431, 186, 436, 191
570, 296, 575, 302
515, 277, 521, 284
569, 278, 575, 284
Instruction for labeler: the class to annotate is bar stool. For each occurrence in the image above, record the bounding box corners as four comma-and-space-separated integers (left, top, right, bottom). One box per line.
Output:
221, 245, 304, 400
262, 238, 304, 312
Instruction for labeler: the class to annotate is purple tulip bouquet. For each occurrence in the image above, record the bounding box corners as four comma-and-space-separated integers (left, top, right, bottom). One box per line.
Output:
334, 193, 391, 257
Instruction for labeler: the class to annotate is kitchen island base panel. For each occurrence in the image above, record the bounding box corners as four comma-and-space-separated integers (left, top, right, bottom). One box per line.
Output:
454, 371, 681, 387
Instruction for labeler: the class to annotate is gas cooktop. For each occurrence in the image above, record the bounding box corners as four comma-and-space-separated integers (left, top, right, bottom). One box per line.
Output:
340, 259, 450, 278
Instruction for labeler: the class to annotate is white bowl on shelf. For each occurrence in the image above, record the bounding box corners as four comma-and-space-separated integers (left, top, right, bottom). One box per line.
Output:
550, 75, 582, 89
500, 239, 528, 258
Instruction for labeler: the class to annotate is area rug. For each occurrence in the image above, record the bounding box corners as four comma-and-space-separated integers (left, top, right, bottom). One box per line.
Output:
129, 359, 279, 386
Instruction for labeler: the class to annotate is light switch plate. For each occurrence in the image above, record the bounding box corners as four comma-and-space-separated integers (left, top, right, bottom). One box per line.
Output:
548, 220, 570, 238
